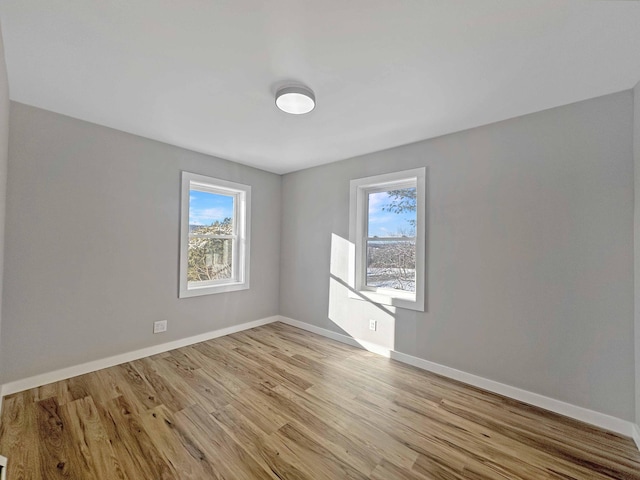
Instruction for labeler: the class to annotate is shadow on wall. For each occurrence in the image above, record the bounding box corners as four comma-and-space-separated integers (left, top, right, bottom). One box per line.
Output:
328, 233, 397, 354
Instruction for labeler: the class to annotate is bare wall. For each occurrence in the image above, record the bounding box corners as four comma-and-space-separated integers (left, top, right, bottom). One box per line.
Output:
1, 102, 281, 383
0, 26, 9, 380
280, 91, 635, 421
634, 81, 640, 426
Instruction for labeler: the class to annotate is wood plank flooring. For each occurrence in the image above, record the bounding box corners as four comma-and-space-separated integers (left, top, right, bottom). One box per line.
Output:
1, 322, 639, 479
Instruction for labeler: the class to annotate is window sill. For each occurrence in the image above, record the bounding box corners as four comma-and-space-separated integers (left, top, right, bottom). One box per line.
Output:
348, 288, 424, 312
179, 281, 249, 298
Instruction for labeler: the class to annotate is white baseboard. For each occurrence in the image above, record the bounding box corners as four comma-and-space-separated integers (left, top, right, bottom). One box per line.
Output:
0, 316, 279, 398
2, 313, 637, 449
0, 454, 7, 480
277, 315, 638, 441
277, 316, 364, 348
632, 423, 640, 451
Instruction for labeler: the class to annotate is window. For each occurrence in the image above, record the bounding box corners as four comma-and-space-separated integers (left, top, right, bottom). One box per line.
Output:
349, 168, 426, 311
179, 172, 250, 298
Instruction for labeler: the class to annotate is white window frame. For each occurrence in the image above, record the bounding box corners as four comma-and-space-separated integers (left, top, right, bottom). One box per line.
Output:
179, 171, 251, 298
349, 167, 426, 311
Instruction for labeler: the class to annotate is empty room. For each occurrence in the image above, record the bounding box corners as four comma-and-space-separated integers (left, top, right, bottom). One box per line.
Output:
1, 1, 640, 479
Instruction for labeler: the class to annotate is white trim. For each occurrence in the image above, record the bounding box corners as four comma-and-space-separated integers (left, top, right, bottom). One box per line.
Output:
278, 316, 363, 348
0, 316, 278, 398
349, 167, 426, 312
1, 314, 637, 451
389, 349, 634, 437
179, 171, 251, 298
0, 455, 6, 480
632, 423, 640, 451
277, 316, 637, 441
277, 316, 394, 358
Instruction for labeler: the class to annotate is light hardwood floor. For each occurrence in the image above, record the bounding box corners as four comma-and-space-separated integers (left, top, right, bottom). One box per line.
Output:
0, 322, 639, 479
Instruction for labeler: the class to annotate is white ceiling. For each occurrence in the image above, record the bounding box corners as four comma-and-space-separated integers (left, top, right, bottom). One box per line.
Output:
1, 1, 640, 174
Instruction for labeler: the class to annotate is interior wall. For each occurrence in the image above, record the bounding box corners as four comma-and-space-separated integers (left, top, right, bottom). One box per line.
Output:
1, 88, 635, 424
0, 102, 281, 384
0, 26, 9, 381
634, 81, 640, 427
280, 91, 635, 421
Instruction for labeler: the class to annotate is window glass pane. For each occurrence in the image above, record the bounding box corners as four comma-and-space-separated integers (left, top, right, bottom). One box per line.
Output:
366, 239, 416, 292
180, 172, 250, 298
367, 187, 416, 238
189, 189, 234, 235
188, 238, 233, 283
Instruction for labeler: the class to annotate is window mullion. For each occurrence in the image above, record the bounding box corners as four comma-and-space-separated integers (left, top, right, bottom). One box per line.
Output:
180, 171, 251, 298
188, 234, 237, 239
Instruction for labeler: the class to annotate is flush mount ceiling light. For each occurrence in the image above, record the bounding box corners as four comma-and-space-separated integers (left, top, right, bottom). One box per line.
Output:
275, 85, 316, 115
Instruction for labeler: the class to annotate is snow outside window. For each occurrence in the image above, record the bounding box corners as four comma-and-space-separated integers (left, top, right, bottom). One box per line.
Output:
349, 168, 426, 311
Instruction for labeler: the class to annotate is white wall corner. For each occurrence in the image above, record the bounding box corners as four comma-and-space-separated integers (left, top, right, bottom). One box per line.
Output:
634, 78, 640, 452
277, 316, 638, 441
634, 79, 640, 450
0, 20, 12, 416
0, 315, 280, 399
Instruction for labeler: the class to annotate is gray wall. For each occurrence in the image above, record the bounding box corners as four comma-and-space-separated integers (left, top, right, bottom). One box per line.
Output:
0, 102, 281, 383
634, 81, 640, 426
281, 91, 635, 421
0, 26, 9, 381
1, 89, 635, 423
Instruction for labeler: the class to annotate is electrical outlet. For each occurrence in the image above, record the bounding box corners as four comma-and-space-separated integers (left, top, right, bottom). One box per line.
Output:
153, 320, 167, 334
369, 319, 377, 331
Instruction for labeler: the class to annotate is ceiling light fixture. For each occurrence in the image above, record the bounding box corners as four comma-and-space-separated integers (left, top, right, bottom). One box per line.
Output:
275, 85, 316, 115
